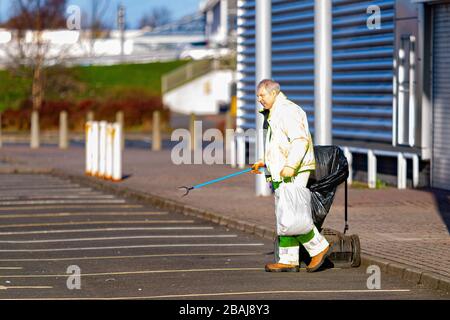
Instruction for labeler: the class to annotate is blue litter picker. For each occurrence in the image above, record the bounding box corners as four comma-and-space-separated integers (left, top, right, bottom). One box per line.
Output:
178, 167, 264, 197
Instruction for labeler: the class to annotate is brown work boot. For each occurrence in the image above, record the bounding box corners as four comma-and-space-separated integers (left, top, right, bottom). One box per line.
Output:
306, 245, 331, 273
265, 263, 299, 272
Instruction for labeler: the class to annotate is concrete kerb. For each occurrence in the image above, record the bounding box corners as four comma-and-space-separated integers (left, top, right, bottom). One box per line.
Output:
361, 254, 450, 294
0, 166, 448, 294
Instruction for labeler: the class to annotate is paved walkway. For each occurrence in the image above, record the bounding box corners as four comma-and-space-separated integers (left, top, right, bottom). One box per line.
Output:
1, 144, 449, 291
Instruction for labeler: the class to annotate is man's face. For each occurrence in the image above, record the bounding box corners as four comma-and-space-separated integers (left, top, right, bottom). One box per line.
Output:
257, 87, 277, 110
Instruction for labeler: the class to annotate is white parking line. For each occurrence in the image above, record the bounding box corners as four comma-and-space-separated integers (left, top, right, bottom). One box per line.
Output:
0, 252, 263, 262
0, 212, 168, 219
0, 286, 53, 290
0, 220, 196, 229
0, 289, 413, 299
0, 243, 265, 253
108, 289, 413, 300
0, 267, 23, 270
0, 234, 238, 244
0, 227, 214, 236
0, 199, 126, 206
0, 184, 81, 191
0, 195, 117, 200
0, 267, 265, 278
0, 188, 92, 193
0, 185, 80, 190
0, 205, 143, 211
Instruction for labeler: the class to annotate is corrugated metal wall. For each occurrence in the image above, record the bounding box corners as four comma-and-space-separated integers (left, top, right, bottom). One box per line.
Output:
236, 0, 396, 144
236, 0, 315, 131
332, 0, 395, 143
236, 0, 256, 130
431, 3, 450, 190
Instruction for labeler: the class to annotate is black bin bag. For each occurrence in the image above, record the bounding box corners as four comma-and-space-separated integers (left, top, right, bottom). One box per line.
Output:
307, 145, 349, 230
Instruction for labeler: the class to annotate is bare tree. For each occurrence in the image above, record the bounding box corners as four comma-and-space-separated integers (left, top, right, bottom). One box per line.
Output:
3, 0, 68, 112
139, 6, 172, 30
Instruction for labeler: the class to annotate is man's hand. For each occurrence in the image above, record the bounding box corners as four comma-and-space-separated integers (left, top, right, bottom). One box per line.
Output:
280, 166, 295, 178
251, 161, 265, 174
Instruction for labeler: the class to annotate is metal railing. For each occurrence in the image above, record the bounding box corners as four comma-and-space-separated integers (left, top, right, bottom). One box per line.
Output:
161, 57, 236, 94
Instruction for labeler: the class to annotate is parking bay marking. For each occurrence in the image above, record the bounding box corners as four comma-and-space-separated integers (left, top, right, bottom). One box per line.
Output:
0, 226, 214, 236
0, 195, 117, 201
109, 289, 413, 300
0, 205, 143, 211
0, 243, 265, 253
0, 199, 127, 206
0, 267, 265, 278
0, 286, 53, 290
0, 252, 264, 262
0, 212, 169, 219
0, 220, 197, 229
0, 234, 239, 244
0, 289, 412, 299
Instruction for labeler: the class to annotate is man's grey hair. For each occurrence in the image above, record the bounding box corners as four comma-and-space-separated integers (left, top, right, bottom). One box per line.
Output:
257, 79, 281, 94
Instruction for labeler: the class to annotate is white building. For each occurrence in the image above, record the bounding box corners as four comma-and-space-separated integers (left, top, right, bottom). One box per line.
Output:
161, 0, 238, 115
0, 12, 208, 67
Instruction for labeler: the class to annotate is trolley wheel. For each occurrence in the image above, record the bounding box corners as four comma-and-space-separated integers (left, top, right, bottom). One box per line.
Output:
351, 234, 361, 267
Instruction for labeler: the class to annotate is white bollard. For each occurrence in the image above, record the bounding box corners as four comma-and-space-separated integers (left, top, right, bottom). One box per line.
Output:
236, 129, 246, 169
30, 110, 40, 149
112, 122, 122, 182
343, 147, 353, 186
59, 111, 69, 149
397, 153, 407, 189
105, 123, 114, 180
85, 121, 93, 175
412, 154, 419, 188
152, 111, 161, 151
368, 150, 377, 189
91, 121, 100, 176
98, 121, 107, 178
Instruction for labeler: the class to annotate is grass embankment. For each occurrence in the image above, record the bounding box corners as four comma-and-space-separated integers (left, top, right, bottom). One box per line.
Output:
0, 60, 188, 131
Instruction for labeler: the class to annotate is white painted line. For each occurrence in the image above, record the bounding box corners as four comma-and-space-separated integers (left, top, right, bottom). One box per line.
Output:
0, 227, 214, 236
0, 188, 92, 193
0, 185, 81, 190
0, 212, 168, 219
0, 289, 413, 300
0, 220, 196, 229
0, 195, 117, 200
109, 289, 413, 300
0, 204, 143, 211
0, 199, 126, 206
0, 252, 263, 262
0, 286, 53, 290
0, 234, 238, 244
0, 267, 23, 270
0, 267, 265, 278
0, 243, 265, 253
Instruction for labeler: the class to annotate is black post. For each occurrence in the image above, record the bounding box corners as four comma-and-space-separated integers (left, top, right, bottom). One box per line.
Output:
344, 179, 349, 234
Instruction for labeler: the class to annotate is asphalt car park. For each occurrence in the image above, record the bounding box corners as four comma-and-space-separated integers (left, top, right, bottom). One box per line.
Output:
0, 174, 447, 300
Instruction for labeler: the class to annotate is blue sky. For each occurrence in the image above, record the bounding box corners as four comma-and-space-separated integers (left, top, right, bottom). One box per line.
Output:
0, 0, 202, 28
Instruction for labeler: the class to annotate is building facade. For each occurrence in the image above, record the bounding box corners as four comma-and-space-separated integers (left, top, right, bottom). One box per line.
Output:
236, 0, 450, 190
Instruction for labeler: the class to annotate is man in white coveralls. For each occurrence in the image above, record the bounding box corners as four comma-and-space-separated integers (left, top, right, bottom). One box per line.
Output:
252, 79, 331, 272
